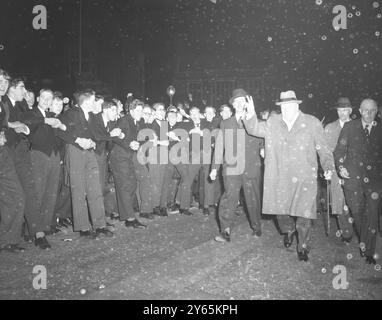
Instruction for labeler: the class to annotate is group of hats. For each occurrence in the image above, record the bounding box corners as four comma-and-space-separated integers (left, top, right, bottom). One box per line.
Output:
229, 89, 353, 110
229, 89, 302, 106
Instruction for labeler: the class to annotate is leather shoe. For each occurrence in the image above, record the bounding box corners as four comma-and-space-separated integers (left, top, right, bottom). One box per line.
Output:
153, 207, 161, 216
95, 228, 114, 238
80, 230, 98, 239
252, 229, 262, 238
45, 226, 61, 235
180, 208, 193, 216
168, 203, 180, 214
160, 207, 168, 217
109, 212, 120, 220
341, 236, 352, 243
283, 231, 296, 248
0, 244, 26, 253
125, 219, 147, 229
34, 236, 51, 250
365, 256, 377, 265
140, 212, 155, 220
214, 230, 231, 242
297, 248, 309, 262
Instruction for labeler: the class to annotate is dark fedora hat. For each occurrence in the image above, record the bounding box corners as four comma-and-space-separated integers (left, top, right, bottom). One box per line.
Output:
332, 97, 353, 109
229, 88, 248, 105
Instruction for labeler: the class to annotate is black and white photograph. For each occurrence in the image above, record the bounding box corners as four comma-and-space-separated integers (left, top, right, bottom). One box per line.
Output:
0, 0, 381, 303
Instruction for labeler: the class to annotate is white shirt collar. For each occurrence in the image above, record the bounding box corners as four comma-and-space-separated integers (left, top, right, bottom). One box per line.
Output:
282, 111, 300, 131
8, 95, 16, 107
38, 106, 46, 118
339, 119, 350, 128
102, 114, 108, 128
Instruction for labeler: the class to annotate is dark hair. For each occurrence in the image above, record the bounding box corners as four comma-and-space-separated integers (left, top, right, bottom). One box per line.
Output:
219, 104, 232, 113
39, 88, 54, 96
9, 77, 25, 88
95, 94, 105, 101
152, 102, 165, 111
101, 99, 117, 111
189, 106, 200, 113
0, 68, 11, 81
129, 99, 144, 111
77, 89, 95, 106
53, 91, 63, 100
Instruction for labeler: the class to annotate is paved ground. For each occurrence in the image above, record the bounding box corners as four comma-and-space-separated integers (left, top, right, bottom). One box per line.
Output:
0, 208, 381, 300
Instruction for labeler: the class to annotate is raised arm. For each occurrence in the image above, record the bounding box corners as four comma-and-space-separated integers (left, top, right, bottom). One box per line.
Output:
242, 95, 267, 138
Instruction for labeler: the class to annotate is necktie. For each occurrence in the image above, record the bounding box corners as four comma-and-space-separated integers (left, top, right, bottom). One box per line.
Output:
365, 124, 370, 137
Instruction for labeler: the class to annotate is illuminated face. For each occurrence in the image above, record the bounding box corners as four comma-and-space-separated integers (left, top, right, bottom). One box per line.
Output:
93, 99, 104, 114
204, 107, 215, 122
0, 75, 9, 97
336, 107, 352, 122
190, 108, 201, 123
280, 102, 299, 119
25, 91, 35, 108
232, 96, 246, 113
38, 91, 54, 111
142, 106, 152, 122
10, 81, 27, 101
167, 112, 177, 125
155, 104, 166, 121
51, 98, 63, 116
83, 94, 96, 112
220, 107, 232, 120
105, 105, 118, 122
131, 105, 143, 121
359, 100, 378, 124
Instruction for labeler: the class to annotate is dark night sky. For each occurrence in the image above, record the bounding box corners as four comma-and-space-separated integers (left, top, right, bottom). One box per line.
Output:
0, 0, 381, 119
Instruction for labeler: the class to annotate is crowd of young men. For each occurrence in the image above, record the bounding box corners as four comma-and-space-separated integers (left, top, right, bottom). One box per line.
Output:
0, 67, 381, 265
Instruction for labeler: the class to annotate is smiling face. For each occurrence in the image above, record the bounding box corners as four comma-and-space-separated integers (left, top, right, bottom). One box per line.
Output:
0, 75, 9, 97
51, 98, 64, 116
204, 107, 216, 122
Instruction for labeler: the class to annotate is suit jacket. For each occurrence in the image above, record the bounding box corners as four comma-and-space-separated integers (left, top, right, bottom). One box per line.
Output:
1, 95, 34, 147
56, 107, 95, 151
88, 113, 119, 156
23, 108, 60, 157
334, 119, 382, 191
110, 114, 140, 156
212, 116, 262, 177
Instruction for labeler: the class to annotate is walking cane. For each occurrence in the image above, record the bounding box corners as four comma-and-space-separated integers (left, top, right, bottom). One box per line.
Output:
325, 179, 331, 236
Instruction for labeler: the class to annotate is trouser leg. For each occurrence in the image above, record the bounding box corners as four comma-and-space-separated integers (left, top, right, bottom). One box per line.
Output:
0, 147, 25, 246
343, 188, 366, 241
242, 176, 262, 231
218, 175, 241, 231
109, 151, 137, 220
8, 141, 39, 235
296, 217, 313, 252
